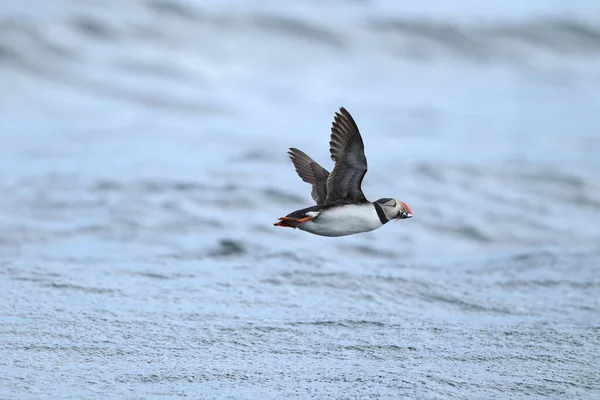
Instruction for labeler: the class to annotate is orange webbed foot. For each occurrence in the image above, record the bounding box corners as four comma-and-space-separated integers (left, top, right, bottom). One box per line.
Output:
273, 215, 313, 228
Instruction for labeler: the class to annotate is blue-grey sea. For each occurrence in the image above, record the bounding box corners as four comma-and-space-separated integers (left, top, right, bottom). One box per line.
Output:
1, 0, 599, 398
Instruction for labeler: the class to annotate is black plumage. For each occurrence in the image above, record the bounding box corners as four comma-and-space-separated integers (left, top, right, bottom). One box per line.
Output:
324, 107, 369, 205
287, 107, 369, 207
288, 148, 330, 205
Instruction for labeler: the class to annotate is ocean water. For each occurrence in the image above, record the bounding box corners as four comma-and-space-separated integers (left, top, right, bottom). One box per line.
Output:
1, 0, 599, 398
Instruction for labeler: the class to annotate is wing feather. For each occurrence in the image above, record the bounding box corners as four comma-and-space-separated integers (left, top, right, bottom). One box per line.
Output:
324, 107, 368, 205
288, 148, 330, 204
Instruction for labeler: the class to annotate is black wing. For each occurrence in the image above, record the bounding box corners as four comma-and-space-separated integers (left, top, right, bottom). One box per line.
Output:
324, 107, 368, 205
288, 147, 330, 205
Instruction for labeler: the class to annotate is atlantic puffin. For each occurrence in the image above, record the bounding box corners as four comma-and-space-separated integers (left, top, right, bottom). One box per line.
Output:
273, 107, 412, 237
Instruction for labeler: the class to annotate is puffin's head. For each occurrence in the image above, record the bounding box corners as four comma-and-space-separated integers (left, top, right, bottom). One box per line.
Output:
375, 198, 413, 221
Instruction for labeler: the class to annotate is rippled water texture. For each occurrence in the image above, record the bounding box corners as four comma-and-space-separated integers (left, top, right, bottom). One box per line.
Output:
1, 0, 599, 398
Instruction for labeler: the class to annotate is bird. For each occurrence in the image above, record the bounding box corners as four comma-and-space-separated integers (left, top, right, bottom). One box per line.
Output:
273, 107, 412, 237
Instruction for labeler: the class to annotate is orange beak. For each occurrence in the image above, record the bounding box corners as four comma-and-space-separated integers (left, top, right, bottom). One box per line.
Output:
400, 202, 413, 218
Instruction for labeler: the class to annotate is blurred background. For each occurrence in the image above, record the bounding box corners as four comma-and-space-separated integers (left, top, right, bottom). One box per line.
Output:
1, 0, 599, 398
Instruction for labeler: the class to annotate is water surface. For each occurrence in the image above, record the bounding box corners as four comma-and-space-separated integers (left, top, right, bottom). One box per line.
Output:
1, 0, 599, 398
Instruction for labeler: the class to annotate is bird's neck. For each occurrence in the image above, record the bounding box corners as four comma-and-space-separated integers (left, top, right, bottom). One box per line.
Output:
372, 202, 389, 225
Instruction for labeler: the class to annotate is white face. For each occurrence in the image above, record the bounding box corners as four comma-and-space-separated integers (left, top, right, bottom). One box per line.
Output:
379, 198, 413, 220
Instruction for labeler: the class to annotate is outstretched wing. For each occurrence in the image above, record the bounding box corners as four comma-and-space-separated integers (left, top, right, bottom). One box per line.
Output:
324, 107, 368, 205
288, 147, 330, 204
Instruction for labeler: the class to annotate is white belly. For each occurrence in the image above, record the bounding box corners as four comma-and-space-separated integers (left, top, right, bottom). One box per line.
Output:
298, 204, 383, 237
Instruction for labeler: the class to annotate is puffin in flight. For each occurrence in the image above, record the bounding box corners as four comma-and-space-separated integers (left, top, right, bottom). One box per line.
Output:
274, 107, 412, 237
